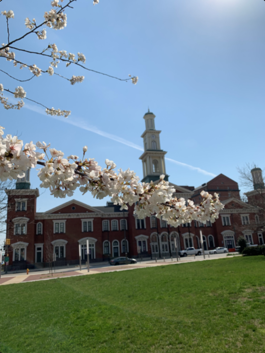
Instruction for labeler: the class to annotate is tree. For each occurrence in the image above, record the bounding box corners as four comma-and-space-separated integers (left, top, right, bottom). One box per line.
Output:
0, 1, 224, 227
0, 179, 15, 235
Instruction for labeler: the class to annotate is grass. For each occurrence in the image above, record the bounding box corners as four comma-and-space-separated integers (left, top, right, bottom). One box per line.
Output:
1, 257, 265, 353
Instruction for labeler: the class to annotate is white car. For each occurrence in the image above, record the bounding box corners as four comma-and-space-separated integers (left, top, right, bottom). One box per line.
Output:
179, 247, 202, 257
209, 247, 228, 254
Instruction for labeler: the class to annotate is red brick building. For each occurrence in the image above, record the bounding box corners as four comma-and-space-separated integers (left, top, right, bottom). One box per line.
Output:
4, 111, 265, 269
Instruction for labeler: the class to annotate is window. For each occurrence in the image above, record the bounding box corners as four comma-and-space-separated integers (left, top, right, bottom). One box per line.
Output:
194, 221, 197, 228
151, 140, 157, 149
103, 240, 110, 255
160, 219, 167, 228
152, 159, 159, 173
151, 234, 159, 253
15, 200, 27, 211
82, 220, 93, 232
137, 240, 147, 253
120, 219, 127, 231
161, 234, 169, 253
258, 233, 264, 245
13, 218, 29, 235
208, 235, 215, 248
184, 237, 193, 248
255, 215, 260, 224
36, 222, 43, 235
112, 240, 120, 257
121, 239, 129, 253
241, 215, 250, 225
53, 221, 66, 233
182, 223, 191, 228
51, 240, 67, 260
150, 216, 157, 229
136, 218, 145, 229
102, 220, 110, 231
221, 216, 231, 226
12, 242, 28, 261
206, 220, 212, 227
245, 234, 253, 245
55, 246, 65, 259
111, 220, 119, 231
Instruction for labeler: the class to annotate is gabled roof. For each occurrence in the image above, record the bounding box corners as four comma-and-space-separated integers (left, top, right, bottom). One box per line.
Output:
207, 173, 238, 185
45, 199, 104, 214
221, 197, 257, 209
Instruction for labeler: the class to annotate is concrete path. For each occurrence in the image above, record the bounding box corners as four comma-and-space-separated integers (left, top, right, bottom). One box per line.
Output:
0, 253, 240, 286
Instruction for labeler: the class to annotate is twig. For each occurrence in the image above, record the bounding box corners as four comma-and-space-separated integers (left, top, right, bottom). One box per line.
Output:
0, 69, 35, 82
6, 18, 10, 43
8, 47, 132, 82
4, 89, 48, 109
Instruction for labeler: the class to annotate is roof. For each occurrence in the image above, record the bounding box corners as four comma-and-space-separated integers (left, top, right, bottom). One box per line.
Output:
44, 199, 104, 214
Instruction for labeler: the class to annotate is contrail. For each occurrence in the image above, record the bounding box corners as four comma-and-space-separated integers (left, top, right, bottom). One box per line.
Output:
23, 103, 216, 177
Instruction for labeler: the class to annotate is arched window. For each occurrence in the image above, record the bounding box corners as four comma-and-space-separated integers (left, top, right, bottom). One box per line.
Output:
151, 233, 158, 253
112, 240, 120, 257
152, 159, 159, 173
151, 140, 157, 150
36, 222, 43, 235
161, 233, 169, 253
121, 239, 129, 253
208, 235, 215, 248
103, 240, 110, 255
111, 220, 118, 231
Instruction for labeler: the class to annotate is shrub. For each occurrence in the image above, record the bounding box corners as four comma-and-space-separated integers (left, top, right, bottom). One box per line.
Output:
237, 237, 247, 254
242, 245, 265, 256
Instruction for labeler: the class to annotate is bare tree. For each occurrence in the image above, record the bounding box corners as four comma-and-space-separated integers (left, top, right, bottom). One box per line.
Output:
0, 179, 15, 235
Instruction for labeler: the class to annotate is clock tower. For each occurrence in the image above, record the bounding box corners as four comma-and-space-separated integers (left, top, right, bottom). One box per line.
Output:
139, 110, 169, 183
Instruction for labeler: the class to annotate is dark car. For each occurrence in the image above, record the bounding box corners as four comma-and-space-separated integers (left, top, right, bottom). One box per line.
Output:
109, 257, 137, 265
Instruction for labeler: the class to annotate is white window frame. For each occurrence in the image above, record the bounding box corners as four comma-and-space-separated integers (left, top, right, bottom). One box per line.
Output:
103, 240, 110, 255
12, 217, 30, 235
150, 216, 157, 229
11, 241, 28, 261
111, 219, 119, 231
121, 239, 129, 253
53, 220, 66, 234
112, 239, 120, 257
160, 219, 167, 228
258, 233, 264, 245
245, 234, 253, 245
150, 233, 159, 253
120, 219, 127, 231
135, 234, 149, 253
34, 243, 44, 263
182, 232, 194, 249
255, 215, 260, 224
78, 237, 97, 260
208, 235, 215, 248
15, 198, 27, 212
160, 232, 169, 253
102, 220, 110, 231
241, 214, 250, 226
51, 239, 68, 259
81, 219, 94, 233
221, 215, 231, 226
135, 217, 146, 229
36, 222, 43, 235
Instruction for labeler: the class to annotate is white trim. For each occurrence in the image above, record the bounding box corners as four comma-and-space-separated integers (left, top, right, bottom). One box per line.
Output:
35, 212, 128, 220
135, 217, 146, 229
182, 232, 194, 249
258, 233, 264, 245
78, 237, 97, 245
120, 219, 127, 230
51, 239, 68, 259
11, 241, 29, 261
221, 215, 231, 226
112, 239, 120, 257
102, 220, 110, 231
241, 214, 250, 225
111, 219, 119, 231
103, 240, 110, 255
121, 239, 129, 253
12, 217, 30, 235
53, 220, 66, 234
208, 234, 215, 248
15, 198, 27, 211
81, 219, 94, 232
34, 243, 44, 263
242, 229, 254, 245
36, 222, 43, 235
135, 235, 148, 252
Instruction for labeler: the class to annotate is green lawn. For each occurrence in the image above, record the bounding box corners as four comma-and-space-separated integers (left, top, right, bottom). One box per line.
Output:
1, 257, 265, 353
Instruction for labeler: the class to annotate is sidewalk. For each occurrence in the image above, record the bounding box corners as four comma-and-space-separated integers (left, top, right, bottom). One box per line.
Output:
0, 253, 238, 286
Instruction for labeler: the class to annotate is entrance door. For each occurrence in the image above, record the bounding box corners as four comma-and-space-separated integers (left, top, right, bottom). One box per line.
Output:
36, 247, 42, 262
224, 238, 235, 249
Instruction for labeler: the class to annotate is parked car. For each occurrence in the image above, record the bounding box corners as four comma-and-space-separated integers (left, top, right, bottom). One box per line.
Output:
109, 257, 137, 265
179, 247, 202, 257
209, 247, 228, 254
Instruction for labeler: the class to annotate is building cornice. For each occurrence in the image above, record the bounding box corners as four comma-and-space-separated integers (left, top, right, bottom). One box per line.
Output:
220, 209, 259, 214
35, 212, 129, 220
139, 150, 167, 160
5, 189, 39, 197
141, 130, 161, 138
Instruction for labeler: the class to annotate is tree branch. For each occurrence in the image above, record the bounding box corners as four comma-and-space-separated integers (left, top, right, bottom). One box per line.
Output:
4, 89, 48, 109
6, 18, 10, 43
0, 69, 35, 82
1, 0, 77, 51
9, 46, 133, 82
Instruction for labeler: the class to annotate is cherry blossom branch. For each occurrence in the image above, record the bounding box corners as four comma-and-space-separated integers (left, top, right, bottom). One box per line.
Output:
9, 46, 134, 82
1, 0, 76, 51
6, 18, 10, 43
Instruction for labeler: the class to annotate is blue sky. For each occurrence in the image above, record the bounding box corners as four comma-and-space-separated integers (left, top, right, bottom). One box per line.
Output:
1, 0, 265, 219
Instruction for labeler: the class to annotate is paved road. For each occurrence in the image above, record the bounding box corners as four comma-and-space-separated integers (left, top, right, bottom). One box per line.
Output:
0, 253, 240, 286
